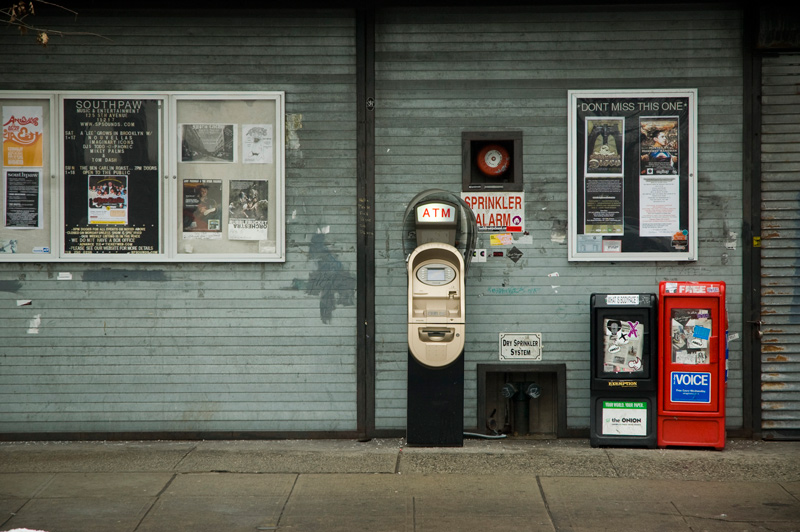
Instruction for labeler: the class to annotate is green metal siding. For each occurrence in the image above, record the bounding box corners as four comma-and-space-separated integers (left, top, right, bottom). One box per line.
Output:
373, 6, 745, 431
0, 10, 359, 434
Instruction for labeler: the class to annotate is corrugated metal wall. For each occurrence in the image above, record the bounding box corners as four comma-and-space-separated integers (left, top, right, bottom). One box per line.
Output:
373, 6, 746, 431
0, 5, 753, 437
760, 53, 800, 438
0, 10, 359, 434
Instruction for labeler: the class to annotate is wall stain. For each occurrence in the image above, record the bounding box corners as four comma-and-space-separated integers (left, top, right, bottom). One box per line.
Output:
82, 269, 168, 282
292, 233, 355, 323
286, 113, 303, 151
0, 280, 23, 293
550, 220, 567, 244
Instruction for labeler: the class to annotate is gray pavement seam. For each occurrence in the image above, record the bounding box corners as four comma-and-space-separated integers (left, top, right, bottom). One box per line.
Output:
780, 482, 800, 503
411, 495, 417, 532
132, 472, 177, 532
536, 476, 557, 531
3, 471, 58, 531
604, 448, 621, 477
171, 443, 199, 471
0, 496, 34, 531
274, 473, 299, 530
31, 472, 56, 497
671, 500, 691, 529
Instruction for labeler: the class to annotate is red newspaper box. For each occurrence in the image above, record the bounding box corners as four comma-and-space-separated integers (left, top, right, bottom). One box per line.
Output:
658, 281, 727, 450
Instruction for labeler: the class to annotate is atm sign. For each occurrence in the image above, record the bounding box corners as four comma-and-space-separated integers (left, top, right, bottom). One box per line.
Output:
670, 372, 711, 403
416, 203, 456, 223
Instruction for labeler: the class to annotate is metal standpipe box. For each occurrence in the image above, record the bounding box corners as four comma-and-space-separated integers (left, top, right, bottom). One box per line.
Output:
657, 281, 727, 450
589, 293, 658, 448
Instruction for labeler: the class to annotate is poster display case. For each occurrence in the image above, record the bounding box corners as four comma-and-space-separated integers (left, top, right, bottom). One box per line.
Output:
568, 89, 697, 261
173, 95, 283, 260
0, 91, 285, 262
61, 94, 165, 258
0, 94, 56, 260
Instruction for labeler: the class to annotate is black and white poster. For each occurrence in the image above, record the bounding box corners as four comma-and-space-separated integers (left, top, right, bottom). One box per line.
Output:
242, 124, 272, 164
62, 98, 161, 254
180, 124, 235, 163
228, 179, 268, 240
4, 169, 40, 228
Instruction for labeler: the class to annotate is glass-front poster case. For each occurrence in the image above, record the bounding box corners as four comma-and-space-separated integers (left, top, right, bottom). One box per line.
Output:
61, 96, 164, 258
173, 95, 284, 261
0, 94, 55, 260
1, 90, 285, 262
568, 89, 697, 261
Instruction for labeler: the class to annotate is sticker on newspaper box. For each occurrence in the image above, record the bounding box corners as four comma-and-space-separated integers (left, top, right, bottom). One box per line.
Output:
605, 294, 640, 305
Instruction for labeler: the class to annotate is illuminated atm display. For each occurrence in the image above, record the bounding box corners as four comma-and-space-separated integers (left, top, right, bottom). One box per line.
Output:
416, 263, 456, 286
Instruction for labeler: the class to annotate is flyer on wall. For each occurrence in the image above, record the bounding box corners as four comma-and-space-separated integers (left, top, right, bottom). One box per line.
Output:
182, 179, 223, 239
2, 105, 43, 167
603, 318, 644, 373
88, 175, 128, 225
4, 169, 40, 229
228, 179, 268, 240
242, 124, 273, 164
180, 124, 236, 163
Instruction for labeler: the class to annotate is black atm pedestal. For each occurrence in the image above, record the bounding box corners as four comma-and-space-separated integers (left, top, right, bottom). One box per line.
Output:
589, 293, 658, 448
407, 353, 464, 446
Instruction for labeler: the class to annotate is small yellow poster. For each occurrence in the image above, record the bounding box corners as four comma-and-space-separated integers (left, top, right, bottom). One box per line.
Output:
3, 106, 43, 167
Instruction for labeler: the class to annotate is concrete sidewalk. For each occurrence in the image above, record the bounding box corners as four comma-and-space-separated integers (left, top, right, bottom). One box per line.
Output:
1, 438, 799, 531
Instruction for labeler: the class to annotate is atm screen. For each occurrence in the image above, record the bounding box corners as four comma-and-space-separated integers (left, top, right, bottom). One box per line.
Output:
428, 268, 446, 281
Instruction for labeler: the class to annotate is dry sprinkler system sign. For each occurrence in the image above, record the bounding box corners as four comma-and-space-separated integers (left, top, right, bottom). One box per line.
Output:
499, 333, 542, 361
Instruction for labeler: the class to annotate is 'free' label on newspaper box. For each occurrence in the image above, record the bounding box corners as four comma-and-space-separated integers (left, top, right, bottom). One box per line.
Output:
670, 372, 711, 403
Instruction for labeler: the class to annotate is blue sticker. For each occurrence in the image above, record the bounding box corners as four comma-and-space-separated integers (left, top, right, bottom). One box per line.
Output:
693, 325, 710, 340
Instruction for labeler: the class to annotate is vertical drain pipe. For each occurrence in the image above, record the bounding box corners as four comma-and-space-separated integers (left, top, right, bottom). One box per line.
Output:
502, 382, 541, 436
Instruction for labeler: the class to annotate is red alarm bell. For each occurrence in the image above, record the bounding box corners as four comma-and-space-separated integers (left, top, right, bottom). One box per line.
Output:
476, 144, 510, 177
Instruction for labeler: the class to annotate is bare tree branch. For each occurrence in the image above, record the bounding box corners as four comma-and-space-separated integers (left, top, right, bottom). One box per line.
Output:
2, 1, 111, 46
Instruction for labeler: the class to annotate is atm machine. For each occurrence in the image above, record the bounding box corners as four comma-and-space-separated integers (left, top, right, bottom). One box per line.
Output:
403, 190, 477, 446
